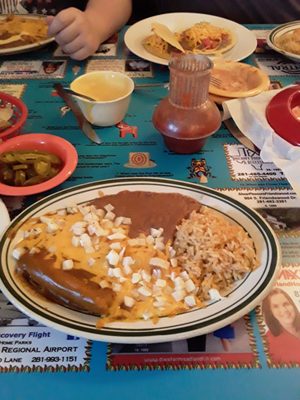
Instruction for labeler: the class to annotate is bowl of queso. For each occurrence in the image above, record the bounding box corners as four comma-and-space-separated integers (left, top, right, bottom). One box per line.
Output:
70, 71, 135, 127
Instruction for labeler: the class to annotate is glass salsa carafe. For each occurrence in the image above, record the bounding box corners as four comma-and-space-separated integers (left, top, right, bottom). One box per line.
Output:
152, 54, 221, 154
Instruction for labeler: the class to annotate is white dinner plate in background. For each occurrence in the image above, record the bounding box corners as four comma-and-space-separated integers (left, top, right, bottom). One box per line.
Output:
124, 13, 257, 65
0, 199, 10, 236
267, 21, 300, 62
0, 15, 54, 56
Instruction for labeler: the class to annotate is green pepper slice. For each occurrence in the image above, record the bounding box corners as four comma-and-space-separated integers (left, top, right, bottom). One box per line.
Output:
34, 158, 51, 177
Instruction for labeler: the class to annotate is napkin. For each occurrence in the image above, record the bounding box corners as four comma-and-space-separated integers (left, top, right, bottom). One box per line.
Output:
222, 88, 300, 197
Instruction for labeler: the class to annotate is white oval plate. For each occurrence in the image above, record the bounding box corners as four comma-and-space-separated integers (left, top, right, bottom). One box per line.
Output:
0, 15, 54, 56
0, 178, 281, 343
124, 13, 257, 66
267, 21, 300, 62
0, 199, 10, 236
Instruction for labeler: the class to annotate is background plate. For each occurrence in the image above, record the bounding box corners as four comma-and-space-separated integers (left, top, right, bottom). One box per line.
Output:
267, 21, 300, 62
0, 178, 281, 343
124, 13, 257, 65
0, 15, 54, 56
0, 199, 10, 236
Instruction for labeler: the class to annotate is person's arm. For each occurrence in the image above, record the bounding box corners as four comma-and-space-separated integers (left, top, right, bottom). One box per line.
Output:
47, 0, 132, 60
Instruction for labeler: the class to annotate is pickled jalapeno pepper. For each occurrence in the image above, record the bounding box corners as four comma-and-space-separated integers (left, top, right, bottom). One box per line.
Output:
0, 150, 63, 187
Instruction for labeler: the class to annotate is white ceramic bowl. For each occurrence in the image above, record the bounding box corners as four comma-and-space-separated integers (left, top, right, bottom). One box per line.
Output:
70, 71, 134, 127
267, 21, 300, 62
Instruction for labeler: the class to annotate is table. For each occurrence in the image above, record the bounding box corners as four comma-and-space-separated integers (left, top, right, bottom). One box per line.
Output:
0, 24, 299, 400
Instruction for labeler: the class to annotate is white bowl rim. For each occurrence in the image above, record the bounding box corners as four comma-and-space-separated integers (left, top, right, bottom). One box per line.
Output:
70, 71, 135, 104
267, 21, 300, 60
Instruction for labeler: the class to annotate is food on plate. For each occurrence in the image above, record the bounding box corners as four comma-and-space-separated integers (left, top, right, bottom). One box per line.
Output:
274, 28, 300, 55
151, 22, 185, 53
0, 150, 63, 186
143, 22, 235, 59
0, 103, 13, 130
12, 191, 259, 326
179, 22, 235, 54
0, 14, 48, 49
143, 33, 178, 60
209, 61, 270, 97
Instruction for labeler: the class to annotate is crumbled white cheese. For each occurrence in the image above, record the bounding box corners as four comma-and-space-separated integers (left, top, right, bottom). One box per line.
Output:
128, 238, 146, 247
112, 283, 121, 292
146, 235, 155, 245
105, 211, 116, 221
184, 295, 196, 307
71, 236, 80, 247
87, 258, 96, 266
108, 268, 115, 277
168, 246, 176, 258
83, 212, 99, 222
78, 205, 90, 215
185, 279, 196, 293
106, 250, 119, 266
172, 290, 186, 302
40, 216, 52, 224
174, 276, 185, 290
12, 247, 26, 260
62, 259, 74, 270
79, 233, 92, 248
149, 257, 169, 269
153, 296, 165, 308
124, 296, 135, 308
47, 246, 57, 253
154, 240, 165, 251
209, 288, 224, 301
113, 267, 122, 278
46, 221, 59, 233
170, 258, 178, 267
138, 287, 152, 297
114, 216, 124, 227
110, 242, 122, 250
152, 268, 161, 279
122, 256, 134, 268
150, 227, 164, 238
180, 271, 190, 281
29, 247, 40, 255
141, 270, 151, 283
99, 280, 110, 289
123, 264, 132, 275
57, 209, 67, 216
101, 219, 114, 229
155, 279, 166, 288
131, 272, 141, 284
84, 246, 95, 254
142, 312, 152, 320
66, 206, 78, 214
104, 204, 114, 212
107, 232, 126, 240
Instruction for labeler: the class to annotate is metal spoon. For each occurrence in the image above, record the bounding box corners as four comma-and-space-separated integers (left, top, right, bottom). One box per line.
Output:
62, 87, 96, 102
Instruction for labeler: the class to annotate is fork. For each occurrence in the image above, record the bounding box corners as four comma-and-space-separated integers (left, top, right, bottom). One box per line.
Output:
210, 76, 222, 88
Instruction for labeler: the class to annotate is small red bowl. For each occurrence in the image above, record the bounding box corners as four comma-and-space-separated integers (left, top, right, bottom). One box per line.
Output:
0, 133, 78, 196
266, 85, 300, 146
0, 92, 28, 141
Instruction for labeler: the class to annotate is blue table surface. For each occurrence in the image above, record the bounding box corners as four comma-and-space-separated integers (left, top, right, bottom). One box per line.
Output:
0, 24, 299, 400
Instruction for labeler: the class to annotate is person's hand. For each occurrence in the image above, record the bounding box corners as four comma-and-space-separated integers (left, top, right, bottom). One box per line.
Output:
47, 8, 102, 60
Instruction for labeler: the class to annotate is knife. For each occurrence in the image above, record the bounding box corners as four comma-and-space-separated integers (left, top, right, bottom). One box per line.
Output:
223, 118, 260, 154
54, 83, 101, 145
